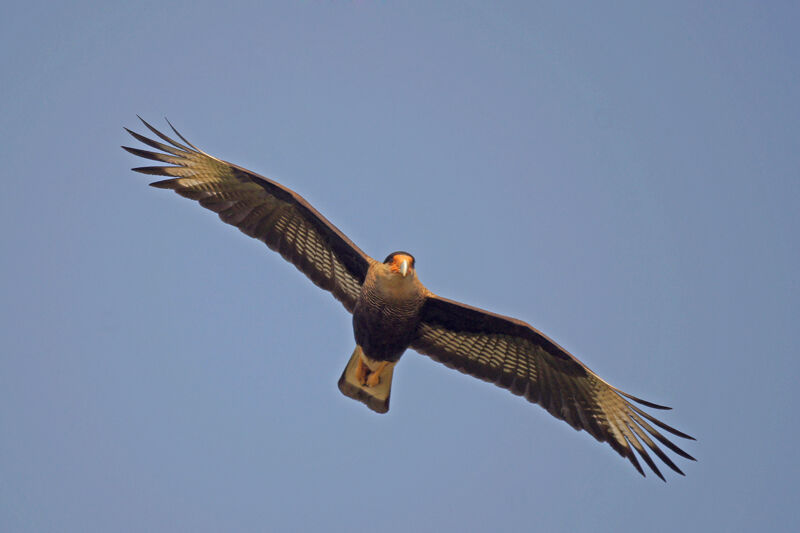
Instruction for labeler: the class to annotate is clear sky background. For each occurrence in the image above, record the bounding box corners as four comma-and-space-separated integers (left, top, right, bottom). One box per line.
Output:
2, 1, 798, 532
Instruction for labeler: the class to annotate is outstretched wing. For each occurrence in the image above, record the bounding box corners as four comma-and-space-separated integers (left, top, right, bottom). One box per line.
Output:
411, 295, 695, 480
123, 118, 373, 312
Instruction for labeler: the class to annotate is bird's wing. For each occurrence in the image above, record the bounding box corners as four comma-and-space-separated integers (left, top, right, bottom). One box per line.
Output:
411, 294, 695, 480
123, 118, 372, 312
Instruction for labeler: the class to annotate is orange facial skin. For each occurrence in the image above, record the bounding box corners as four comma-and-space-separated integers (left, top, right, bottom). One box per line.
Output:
389, 253, 414, 276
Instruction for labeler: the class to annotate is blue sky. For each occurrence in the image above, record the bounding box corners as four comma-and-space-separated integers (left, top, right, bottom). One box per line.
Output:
2, 1, 798, 531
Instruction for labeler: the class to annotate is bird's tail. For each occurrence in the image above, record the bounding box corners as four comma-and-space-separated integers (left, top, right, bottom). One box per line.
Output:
338, 346, 395, 414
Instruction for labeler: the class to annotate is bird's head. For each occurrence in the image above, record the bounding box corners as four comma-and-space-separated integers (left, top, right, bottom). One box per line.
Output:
383, 251, 416, 279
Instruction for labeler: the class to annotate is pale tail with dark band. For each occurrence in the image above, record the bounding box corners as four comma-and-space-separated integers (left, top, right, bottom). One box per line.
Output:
338, 346, 395, 414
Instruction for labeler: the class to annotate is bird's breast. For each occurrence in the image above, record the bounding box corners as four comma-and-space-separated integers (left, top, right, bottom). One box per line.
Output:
352, 284, 425, 363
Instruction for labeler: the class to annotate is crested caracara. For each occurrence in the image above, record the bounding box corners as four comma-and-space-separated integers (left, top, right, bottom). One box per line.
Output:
123, 118, 695, 480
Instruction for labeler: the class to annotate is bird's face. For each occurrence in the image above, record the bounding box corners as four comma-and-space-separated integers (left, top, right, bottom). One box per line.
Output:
383, 252, 416, 280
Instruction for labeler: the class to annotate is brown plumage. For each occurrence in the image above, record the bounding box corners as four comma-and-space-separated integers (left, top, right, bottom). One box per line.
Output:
123, 118, 695, 480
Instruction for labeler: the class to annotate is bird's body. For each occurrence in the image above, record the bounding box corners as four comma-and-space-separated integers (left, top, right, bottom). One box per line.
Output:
341, 253, 427, 412
353, 253, 425, 364
123, 118, 696, 480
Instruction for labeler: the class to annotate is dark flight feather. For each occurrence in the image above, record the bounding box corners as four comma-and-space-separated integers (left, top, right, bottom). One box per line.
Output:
123, 117, 371, 312
411, 294, 695, 479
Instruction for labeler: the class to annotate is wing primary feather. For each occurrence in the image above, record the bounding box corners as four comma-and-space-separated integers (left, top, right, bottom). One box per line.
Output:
633, 440, 664, 481
626, 412, 686, 475
626, 409, 696, 461
611, 409, 651, 478
616, 390, 672, 410
149, 178, 182, 188
626, 401, 696, 441
165, 117, 202, 151
625, 422, 667, 481
132, 166, 174, 176
621, 436, 646, 477
137, 115, 193, 152
124, 127, 186, 156
122, 145, 184, 166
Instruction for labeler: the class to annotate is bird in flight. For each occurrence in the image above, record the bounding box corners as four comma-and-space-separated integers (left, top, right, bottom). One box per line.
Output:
123, 117, 695, 480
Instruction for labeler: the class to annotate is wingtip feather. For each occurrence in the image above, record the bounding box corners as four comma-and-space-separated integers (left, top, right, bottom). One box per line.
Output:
132, 166, 171, 176
165, 117, 200, 150
619, 391, 672, 410
135, 116, 192, 152
149, 179, 176, 188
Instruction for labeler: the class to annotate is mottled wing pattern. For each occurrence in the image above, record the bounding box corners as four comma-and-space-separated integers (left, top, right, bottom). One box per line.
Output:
123, 118, 372, 312
412, 295, 695, 480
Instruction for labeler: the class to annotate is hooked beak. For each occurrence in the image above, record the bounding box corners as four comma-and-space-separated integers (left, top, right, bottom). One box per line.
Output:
398, 258, 409, 277
388, 253, 413, 277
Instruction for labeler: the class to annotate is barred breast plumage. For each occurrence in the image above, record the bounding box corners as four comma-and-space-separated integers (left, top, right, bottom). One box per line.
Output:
352, 259, 427, 363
